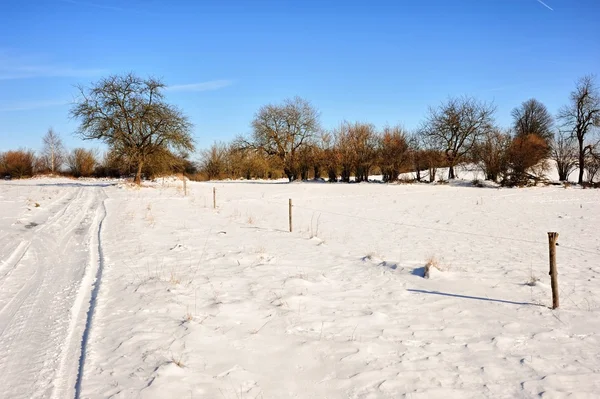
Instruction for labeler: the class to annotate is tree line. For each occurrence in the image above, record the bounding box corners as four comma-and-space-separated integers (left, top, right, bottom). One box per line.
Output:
0, 127, 197, 180
201, 75, 600, 186
1, 73, 599, 185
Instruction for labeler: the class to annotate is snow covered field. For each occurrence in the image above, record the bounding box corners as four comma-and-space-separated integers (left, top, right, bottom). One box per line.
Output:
1, 177, 600, 398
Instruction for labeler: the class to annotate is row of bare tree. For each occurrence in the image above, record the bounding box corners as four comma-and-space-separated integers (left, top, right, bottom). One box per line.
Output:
2, 73, 598, 185
199, 75, 599, 185
1, 128, 197, 180
0, 129, 99, 179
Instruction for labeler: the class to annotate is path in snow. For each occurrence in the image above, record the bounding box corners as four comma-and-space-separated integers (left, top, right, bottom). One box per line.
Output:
0, 182, 106, 399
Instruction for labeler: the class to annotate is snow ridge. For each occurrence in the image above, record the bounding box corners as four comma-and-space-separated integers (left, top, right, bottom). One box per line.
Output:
74, 190, 108, 399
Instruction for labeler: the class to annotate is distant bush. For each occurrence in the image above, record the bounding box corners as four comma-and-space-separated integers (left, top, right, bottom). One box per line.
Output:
68, 148, 97, 177
0, 149, 36, 178
503, 134, 549, 186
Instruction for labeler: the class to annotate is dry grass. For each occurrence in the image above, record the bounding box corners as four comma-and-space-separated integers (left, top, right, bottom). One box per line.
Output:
525, 274, 540, 287
170, 353, 185, 368
255, 246, 266, 254
169, 271, 180, 285
424, 256, 443, 278
183, 311, 193, 322
309, 212, 321, 238
144, 203, 155, 226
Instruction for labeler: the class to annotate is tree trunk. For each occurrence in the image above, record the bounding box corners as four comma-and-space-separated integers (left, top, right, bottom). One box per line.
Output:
134, 162, 143, 185
328, 168, 337, 182
313, 166, 321, 180
429, 167, 436, 183
557, 163, 567, 181
448, 165, 456, 179
300, 167, 308, 181
284, 168, 295, 182
578, 140, 585, 185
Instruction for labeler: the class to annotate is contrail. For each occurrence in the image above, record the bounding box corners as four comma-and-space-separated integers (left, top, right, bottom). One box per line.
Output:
536, 0, 554, 11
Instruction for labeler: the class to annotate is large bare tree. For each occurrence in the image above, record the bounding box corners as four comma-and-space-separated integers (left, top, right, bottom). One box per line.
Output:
70, 73, 194, 184
558, 75, 600, 184
242, 96, 320, 182
511, 98, 554, 142
41, 128, 65, 174
550, 130, 578, 181
421, 96, 496, 179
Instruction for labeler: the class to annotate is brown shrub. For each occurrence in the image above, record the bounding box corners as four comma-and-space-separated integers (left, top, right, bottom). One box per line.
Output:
504, 134, 549, 186
0, 149, 36, 178
67, 148, 97, 177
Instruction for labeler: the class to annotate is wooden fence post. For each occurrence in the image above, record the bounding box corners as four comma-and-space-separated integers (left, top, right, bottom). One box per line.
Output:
548, 232, 559, 309
182, 173, 187, 196
213, 187, 216, 209
289, 199, 293, 232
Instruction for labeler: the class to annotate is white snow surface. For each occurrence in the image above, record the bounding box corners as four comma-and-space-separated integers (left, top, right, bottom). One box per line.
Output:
1, 175, 600, 398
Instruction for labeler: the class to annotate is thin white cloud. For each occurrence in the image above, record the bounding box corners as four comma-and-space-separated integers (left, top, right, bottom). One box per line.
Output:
166, 80, 234, 93
0, 52, 105, 80
0, 66, 105, 80
536, 0, 554, 11
0, 99, 70, 112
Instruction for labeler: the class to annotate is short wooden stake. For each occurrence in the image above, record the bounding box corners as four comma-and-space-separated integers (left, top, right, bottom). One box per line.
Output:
182, 173, 187, 196
213, 187, 216, 209
288, 199, 293, 232
548, 232, 559, 309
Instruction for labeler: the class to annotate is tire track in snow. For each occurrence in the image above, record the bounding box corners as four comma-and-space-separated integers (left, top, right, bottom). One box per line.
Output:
73, 191, 107, 399
0, 240, 31, 282
0, 186, 105, 398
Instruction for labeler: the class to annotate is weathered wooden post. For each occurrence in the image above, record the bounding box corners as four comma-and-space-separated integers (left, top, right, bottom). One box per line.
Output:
548, 232, 559, 309
289, 199, 293, 232
182, 173, 187, 196
213, 187, 216, 209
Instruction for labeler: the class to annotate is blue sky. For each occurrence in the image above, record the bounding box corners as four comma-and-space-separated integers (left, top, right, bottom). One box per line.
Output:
1, 0, 599, 154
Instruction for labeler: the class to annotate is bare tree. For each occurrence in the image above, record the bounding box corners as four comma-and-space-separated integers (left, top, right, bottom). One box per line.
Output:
241, 96, 320, 182
310, 132, 332, 180
297, 144, 316, 180
333, 121, 377, 182
70, 73, 194, 184
585, 152, 600, 183
422, 149, 444, 183
550, 130, 578, 181
378, 125, 410, 182
472, 128, 511, 182
512, 99, 554, 142
41, 128, 65, 174
67, 148, 97, 177
557, 75, 600, 184
200, 142, 228, 180
408, 134, 425, 182
317, 131, 339, 182
348, 122, 378, 182
334, 123, 355, 183
421, 96, 495, 179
